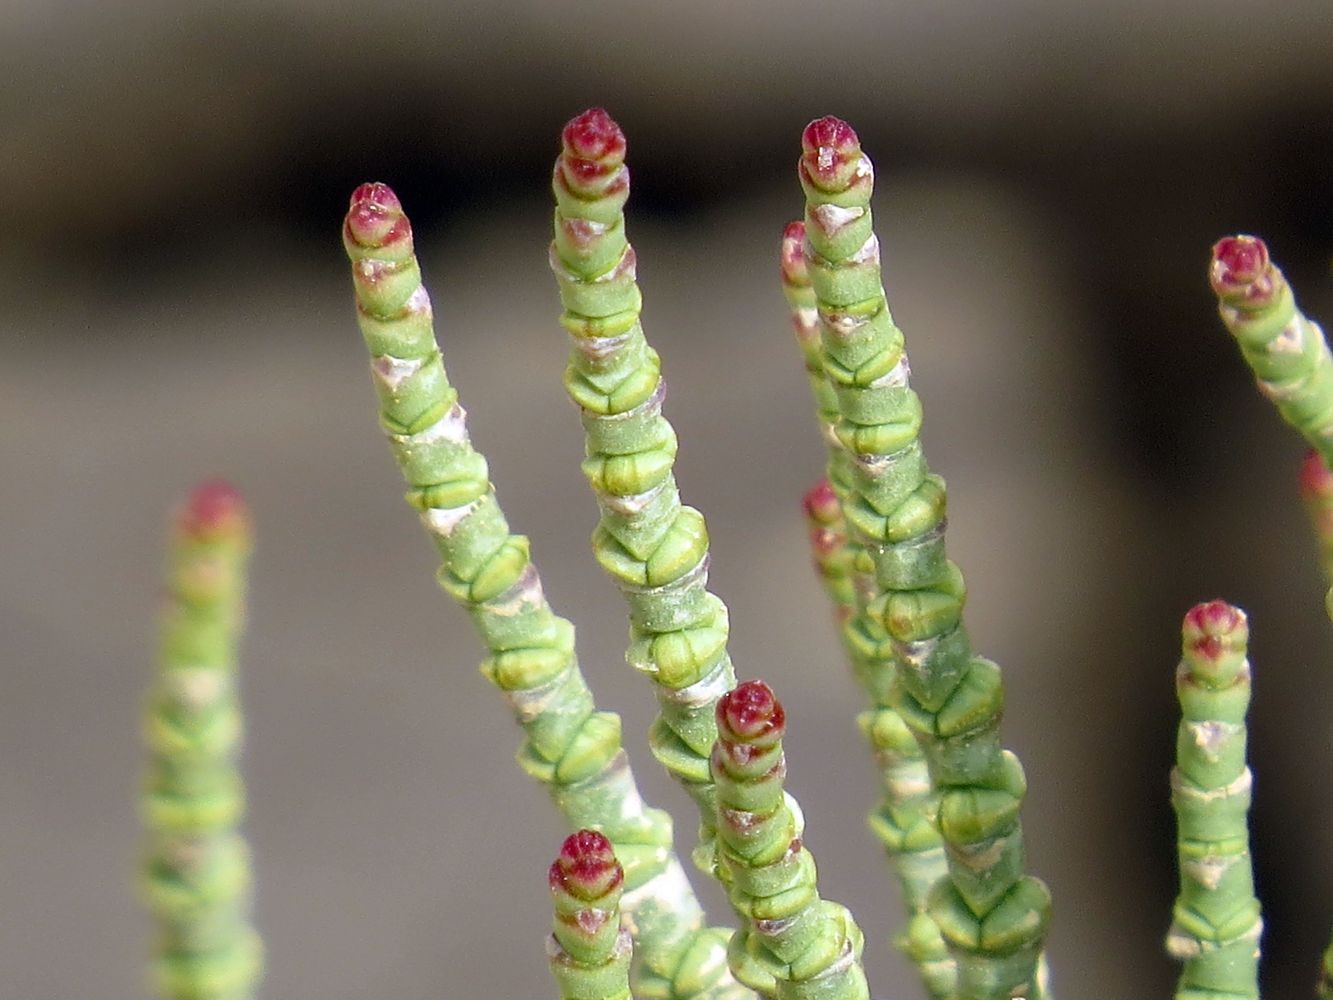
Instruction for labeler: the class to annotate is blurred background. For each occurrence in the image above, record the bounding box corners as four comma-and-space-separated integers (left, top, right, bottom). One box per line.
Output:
4, 1, 1333, 997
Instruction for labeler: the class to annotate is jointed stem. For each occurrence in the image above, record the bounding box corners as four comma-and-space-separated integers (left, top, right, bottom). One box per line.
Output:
793, 234, 955, 999
712, 681, 872, 1000
1211, 236, 1333, 467
1210, 239, 1333, 993
797, 116, 1051, 1000
140, 482, 262, 1000
343, 184, 747, 1000
547, 831, 634, 1000
1165, 602, 1262, 1000
547, 109, 739, 878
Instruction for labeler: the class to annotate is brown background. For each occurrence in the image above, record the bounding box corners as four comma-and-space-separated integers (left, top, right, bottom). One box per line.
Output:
4, 2, 1333, 997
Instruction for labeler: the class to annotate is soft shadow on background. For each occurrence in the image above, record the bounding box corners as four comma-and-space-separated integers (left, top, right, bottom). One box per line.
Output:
4, 2, 1333, 998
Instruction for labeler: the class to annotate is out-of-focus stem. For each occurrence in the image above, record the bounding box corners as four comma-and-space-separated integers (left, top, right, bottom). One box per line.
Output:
140, 481, 262, 1000
797, 115, 1051, 1000
1300, 449, 1333, 585
1165, 601, 1262, 1000
712, 681, 872, 1000
343, 183, 747, 1000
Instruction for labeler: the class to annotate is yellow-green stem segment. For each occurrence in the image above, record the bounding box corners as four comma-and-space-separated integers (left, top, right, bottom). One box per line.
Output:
797, 115, 1051, 1000
343, 182, 748, 1000
1165, 601, 1262, 1000
547, 108, 739, 880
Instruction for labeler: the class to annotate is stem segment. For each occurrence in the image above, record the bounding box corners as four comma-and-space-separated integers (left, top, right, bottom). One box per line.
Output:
1211, 236, 1333, 465
343, 183, 747, 1000
1165, 601, 1262, 1000
713, 681, 872, 1000
793, 209, 955, 1000
140, 481, 262, 1000
548, 831, 634, 1000
548, 108, 738, 876
797, 116, 1051, 1000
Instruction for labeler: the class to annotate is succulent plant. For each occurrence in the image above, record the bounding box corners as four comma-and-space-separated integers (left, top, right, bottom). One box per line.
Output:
135, 109, 1333, 1000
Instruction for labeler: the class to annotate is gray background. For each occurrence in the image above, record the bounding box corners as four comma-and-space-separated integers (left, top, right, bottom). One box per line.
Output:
4, 2, 1333, 997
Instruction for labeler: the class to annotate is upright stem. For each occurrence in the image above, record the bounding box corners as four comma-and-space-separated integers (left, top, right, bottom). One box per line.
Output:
1210, 236, 1333, 466
792, 213, 955, 1000
712, 681, 872, 1000
140, 481, 262, 1000
547, 108, 738, 876
1165, 601, 1262, 1000
797, 116, 1051, 1000
547, 831, 634, 1000
1210, 238, 1333, 993
343, 183, 748, 1000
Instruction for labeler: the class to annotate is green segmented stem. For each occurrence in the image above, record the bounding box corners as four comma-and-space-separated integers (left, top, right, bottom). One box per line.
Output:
783, 222, 858, 501
803, 482, 956, 1000
1297, 455, 1333, 998
1300, 450, 1333, 585
343, 183, 748, 1000
1211, 236, 1333, 466
548, 109, 738, 874
1212, 243, 1333, 996
801, 481, 859, 633
795, 206, 953, 997
141, 482, 262, 1000
712, 680, 871, 1000
798, 116, 1051, 1000
1165, 601, 1262, 1000
548, 831, 634, 1000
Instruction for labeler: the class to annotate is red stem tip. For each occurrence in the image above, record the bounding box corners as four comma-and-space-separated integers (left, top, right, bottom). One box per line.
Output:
800, 115, 862, 189
562, 107, 626, 164
802, 479, 841, 525
345, 182, 410, 249
549, 829, 623, 901
780, 221, 809, 284
1183, 599, 1247, 661
178, 479, 250, 541
1300, 449, 1333, 500
1209, 235, 1274, 301
718, 680, 786, 744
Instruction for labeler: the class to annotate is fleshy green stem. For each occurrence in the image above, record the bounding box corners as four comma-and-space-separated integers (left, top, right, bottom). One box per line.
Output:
548, 108, 738, 875
712, 681, 872, 1000
1211, 236, 1333, 465
803, 482, 956, 1000
794, 218, 955, 1000
1165, 601, 1262, 1000
548, 831, 633, 1000
342, 183, 747, 1000
140, 481, 262, 1000
798, 116, 1051, 1000
1210, 240, 1333, 997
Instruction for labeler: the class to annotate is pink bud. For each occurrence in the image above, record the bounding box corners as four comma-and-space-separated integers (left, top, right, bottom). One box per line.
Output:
1183, 600, 1246, 661
1300, 449, 1333, 500
718, 680, 786, 744
345, 182, 410, 249
802, 479, 841, 525
549, 829, 622, 901
780, 221, 809, 284
561, 108, 626, 164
